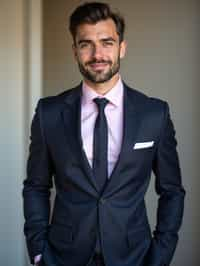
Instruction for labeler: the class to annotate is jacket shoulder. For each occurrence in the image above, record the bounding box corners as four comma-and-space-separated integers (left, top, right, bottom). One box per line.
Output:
125, 83, 168, 112
36, 85, 81, 113
41, 85, 80, 104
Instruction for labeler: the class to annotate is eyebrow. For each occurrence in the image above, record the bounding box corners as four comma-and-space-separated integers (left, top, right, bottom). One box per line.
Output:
101, 37, 116, 42
77, 39, 91, 45
77, 37, 117, 45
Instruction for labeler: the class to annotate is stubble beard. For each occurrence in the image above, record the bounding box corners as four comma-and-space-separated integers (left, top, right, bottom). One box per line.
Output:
78, 56, 120, 84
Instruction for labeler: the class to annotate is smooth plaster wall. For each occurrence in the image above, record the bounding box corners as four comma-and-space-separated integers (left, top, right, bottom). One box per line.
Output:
0, 1, 43, 265
43, 0, 200, 265
0, 0, 26, 265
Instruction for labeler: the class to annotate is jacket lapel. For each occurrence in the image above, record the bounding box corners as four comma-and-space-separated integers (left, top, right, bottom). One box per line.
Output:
61, 84, 99, 194
103, 84, 142, 197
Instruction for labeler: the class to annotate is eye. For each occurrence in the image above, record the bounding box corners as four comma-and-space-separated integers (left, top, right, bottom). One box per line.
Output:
79, 43, 89, 49
103, 41, 114, 47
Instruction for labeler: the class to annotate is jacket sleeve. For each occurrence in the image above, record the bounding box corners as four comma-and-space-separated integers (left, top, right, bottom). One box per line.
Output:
23, 99, 53, 264
146, 102, 185, 266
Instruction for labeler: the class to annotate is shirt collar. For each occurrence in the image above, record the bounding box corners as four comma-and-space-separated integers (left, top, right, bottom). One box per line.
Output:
82, 76, 124, 107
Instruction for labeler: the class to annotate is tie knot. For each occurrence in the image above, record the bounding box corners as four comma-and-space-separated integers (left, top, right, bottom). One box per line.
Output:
93, 97, 109, 111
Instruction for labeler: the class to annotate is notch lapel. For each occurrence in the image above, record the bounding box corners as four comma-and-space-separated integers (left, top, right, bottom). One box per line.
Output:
61, 85, 99, 194
103, 85, 142, 197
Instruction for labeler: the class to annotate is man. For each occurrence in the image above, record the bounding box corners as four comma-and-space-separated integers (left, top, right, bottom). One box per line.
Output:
23, 2, 185, 266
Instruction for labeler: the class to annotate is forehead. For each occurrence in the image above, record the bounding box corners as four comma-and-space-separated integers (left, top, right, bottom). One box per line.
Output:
75, 19, 119, 41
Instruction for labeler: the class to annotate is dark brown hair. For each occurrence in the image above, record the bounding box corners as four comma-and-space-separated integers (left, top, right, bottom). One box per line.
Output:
69, 2, 125, 43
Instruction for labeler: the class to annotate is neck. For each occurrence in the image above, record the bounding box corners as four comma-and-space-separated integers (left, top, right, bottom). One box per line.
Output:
84, 73, 120, 95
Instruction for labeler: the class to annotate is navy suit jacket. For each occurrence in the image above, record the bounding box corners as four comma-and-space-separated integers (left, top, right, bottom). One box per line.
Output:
23, 83, 185, 266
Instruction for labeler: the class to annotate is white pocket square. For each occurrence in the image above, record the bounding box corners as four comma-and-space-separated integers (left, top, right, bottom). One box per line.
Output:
133, 141, 154, 150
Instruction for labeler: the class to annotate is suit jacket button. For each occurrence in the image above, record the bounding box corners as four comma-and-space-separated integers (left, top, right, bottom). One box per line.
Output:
99, 198, 106, 204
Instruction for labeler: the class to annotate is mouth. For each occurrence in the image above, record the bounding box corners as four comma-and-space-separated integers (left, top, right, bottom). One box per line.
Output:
89, 62, 110, 71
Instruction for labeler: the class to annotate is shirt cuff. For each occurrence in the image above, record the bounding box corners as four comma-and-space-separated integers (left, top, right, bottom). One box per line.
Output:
34, 254, 42, 264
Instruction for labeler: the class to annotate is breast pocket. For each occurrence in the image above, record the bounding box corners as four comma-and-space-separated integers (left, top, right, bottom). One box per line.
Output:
124, 145, 155, 171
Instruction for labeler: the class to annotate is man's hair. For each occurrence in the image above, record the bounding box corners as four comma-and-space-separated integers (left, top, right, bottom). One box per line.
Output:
69, 2, 125, 43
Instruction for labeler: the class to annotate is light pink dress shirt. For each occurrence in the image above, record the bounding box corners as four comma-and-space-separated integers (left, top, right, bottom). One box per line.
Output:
34, 77, 124, 264
81, 77, 124, 177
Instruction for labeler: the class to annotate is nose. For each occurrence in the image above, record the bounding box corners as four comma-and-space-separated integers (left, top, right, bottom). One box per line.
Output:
92, 44, 103, 60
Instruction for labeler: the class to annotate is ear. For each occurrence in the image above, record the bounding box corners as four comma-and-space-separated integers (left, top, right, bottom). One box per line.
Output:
72, 43, 78, 60
119, 40, 127, 59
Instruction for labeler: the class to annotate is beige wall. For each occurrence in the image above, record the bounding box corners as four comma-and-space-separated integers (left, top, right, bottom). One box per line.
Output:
43, 1, 200, 265
0, 0, 43, 265
0, 0, 26, 265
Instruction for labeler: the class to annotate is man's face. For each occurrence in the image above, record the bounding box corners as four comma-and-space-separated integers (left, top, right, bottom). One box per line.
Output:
73, 19, 126, 84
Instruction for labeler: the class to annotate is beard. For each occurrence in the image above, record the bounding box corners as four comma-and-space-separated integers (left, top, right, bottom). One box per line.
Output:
77, 56, 120, 84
